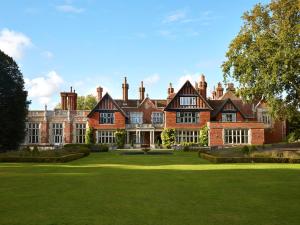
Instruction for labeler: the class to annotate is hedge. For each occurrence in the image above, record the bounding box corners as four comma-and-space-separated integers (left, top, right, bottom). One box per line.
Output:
0, 153, 85, 163
199, 152, 300, 164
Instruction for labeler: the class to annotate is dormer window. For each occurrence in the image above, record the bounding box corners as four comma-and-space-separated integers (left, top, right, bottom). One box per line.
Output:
222, 113, 236, 122
180, 97, 196, 108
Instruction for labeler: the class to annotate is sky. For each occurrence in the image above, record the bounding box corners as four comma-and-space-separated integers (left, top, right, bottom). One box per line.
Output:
0, 0, 269, 110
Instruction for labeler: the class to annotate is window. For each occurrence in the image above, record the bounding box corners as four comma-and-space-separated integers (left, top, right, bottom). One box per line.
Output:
28, 123, 39, 144
260, 111, 271, 125
180, 97, 197, 108
224, 129, 249, 144
176, 130, 198, 143
52, 123, 63, 144
75, 123, 86, 143
222, 113, 237, 122
176, 112, 199, 123
97, 131, 115, 143
152, 112, 163, 124
130, 112, 143, 124
100, 112, 114, 124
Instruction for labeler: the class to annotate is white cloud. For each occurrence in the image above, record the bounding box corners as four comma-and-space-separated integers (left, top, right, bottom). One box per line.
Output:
163, 10, 186, 23
41, 51, 54, 59
144, 74, 160, 86
0, 28, 31, 59
56, 4, 85, 13
25, 71, 64, 105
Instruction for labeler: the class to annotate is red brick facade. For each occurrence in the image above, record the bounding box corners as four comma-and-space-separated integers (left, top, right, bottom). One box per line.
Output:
25, 76, 286, 147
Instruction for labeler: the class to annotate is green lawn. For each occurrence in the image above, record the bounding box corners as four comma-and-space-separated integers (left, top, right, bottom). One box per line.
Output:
1, 151, 300, 225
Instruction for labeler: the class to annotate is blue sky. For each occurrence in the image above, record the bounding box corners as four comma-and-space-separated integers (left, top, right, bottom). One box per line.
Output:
0, 0, 269, 109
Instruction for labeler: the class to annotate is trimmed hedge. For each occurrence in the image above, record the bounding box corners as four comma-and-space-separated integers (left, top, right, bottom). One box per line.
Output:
199, 152, 300, 164
64, 143, 109, 152
0, 153, 85, 163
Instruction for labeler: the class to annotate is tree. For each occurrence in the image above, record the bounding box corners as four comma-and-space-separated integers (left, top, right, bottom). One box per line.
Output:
55, 95, 97, 110
199, 125, 209, 147
0, 50, 28, 151
161, 128, 176, 149
115, 129, 126, 149
222, 0, 299, 120
85, 125, 94, 144
77, 95, 97, 110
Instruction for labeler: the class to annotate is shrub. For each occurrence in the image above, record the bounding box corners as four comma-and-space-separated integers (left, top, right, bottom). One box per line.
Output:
85, 126, 94, 144
32, 146, 39, 156
90, 144, 109, 152
181, 142, 193, 151
115, 129, 126, 149
287, 130, 300, 143
249, 145, 257, 152
161, 128, 176, 149
241, 145, 250, 155
199, 125, 209, 147
63, 144, 90, 156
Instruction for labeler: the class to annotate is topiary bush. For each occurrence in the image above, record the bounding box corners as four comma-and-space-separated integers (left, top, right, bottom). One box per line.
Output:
161, 128, 176, 149
85, 126, 94, 144
241, 145, 250, 155
199, 125, 209, 146
115, 129, 126, 149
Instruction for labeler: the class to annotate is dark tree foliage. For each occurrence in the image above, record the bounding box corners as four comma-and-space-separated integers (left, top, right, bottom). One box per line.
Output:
222, 0, 299, 120
0, 50, 28, 151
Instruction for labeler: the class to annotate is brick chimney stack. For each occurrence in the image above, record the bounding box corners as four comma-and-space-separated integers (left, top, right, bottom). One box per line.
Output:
60, 87, 77, 110
226, 83, 236, 93
212, 86, 217, 100
168, 83, 174, 96
198, 74, 207, 99
139, 81, 145, 101
97, 86, 103, 102
122, 77, 129, 102
216, 82, 224, 99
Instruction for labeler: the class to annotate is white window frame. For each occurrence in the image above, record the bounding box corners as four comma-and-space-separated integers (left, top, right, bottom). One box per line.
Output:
100, 112, 114, 124
52, 123, 63, 145
130, 112, 143, 124
176, 112, 199, 124
176, 130, 199, 143
75, 123, 86, 144
151, 112, 164, 124
180, 97, 197, 107
222, 113, 237, 122
27, 123, 40, 144
224, 129, 249, 144
97, 130, 115, 144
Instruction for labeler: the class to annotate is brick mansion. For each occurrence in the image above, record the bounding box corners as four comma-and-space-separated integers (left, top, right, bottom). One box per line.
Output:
24, 75, 286, 148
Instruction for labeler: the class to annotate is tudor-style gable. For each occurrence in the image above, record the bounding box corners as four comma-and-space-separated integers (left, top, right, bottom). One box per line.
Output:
87, 93, 127, 118
164, 80, 212, 111
87, 93, 126, 129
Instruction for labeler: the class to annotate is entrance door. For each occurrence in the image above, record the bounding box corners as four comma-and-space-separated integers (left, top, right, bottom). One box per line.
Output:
142, 131, 150, 147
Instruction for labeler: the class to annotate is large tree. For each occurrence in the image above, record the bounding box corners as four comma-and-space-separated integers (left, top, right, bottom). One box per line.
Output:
77, 95, 97, 110
222, 0, 299, 120
0, 50, 28, 151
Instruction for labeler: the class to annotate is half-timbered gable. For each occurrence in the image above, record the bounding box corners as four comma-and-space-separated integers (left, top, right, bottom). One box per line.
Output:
164, 81, 212, 111
87, 93, 126, 130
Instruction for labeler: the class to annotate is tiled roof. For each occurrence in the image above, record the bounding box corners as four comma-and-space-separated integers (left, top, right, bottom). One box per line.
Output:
114, 99, 167, 109
208, 99, 255, 118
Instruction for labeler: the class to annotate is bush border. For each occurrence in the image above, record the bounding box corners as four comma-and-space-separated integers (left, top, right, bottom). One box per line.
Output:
199, 152, 300, 164
0, 153, 85, 163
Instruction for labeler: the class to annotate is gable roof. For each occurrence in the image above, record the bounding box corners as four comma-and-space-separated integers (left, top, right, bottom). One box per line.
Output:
87, 93, 127, 118
208, 98, 255, 118
219, 91, 240, 100
164, 80, 213, 110
139, 97, 156, 109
